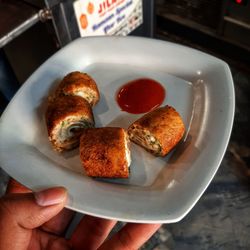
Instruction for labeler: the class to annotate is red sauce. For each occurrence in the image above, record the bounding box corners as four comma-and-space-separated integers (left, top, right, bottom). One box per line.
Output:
116, 78, 166, 114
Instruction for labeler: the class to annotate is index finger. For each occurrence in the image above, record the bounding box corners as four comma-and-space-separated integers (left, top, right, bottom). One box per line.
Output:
99, 223, 161, 250
5, 178, 31, 194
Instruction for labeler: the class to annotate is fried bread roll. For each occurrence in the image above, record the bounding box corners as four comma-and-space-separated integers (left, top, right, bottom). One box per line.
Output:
128, 105, 185, 156
55, 71, 100, 106
80, 127, 131, 178
46, 95, 94, 152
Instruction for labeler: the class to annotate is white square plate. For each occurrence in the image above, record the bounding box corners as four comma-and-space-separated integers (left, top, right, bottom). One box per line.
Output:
0, 37, 234, 223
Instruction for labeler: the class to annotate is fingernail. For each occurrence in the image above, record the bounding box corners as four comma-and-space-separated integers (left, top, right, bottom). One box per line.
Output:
34, 187, 67, 206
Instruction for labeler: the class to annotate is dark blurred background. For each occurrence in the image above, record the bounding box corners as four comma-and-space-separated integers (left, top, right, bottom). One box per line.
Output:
0, 1, 249, 249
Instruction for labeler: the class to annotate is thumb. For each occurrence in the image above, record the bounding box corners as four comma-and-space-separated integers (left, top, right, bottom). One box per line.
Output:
0, 187, 67, 229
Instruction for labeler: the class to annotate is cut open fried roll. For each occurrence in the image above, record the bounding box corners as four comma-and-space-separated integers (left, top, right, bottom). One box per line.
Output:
55, 71, 100, 106
80, 127, 131, 178
128, 105, 185, 156
46, 95, 94, 152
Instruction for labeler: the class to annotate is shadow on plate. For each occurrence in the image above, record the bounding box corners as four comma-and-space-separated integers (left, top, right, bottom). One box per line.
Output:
146, 134, 201, 191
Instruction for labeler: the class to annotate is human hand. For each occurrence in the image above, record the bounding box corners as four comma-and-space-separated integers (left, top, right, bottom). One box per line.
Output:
0, 179, 161, 250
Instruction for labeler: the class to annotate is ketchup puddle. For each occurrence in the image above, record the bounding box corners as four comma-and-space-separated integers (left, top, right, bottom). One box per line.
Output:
116, 78, 166, 114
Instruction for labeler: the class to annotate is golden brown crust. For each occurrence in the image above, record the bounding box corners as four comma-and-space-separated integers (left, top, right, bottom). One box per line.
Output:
80, 127, 130, 178
46, 95, 94, 134
55, 71, 100, 106
46, 95, 94, 151
128, 105, 185, 156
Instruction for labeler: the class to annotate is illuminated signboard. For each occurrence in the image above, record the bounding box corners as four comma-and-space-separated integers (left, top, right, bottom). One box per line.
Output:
73, 0, 143, 36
